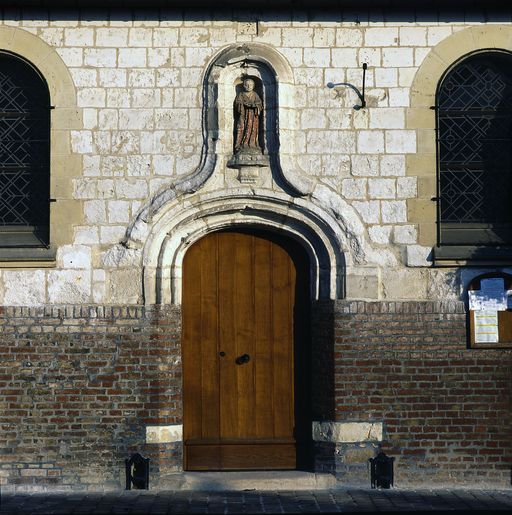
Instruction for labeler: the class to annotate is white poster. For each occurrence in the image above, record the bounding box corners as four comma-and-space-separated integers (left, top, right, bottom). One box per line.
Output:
469, 278, 507, 311
474, 310, 499, 343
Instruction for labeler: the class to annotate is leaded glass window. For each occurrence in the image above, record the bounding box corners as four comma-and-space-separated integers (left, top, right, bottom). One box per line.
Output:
0, 51, 50, 247
437, 51, 512, 247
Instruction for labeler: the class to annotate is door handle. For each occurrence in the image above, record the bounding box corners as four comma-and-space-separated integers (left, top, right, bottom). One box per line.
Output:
235, 353, 250, 365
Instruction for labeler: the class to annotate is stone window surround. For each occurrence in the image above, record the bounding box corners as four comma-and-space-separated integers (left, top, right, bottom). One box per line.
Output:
0, 27, 82, 267
407, 25, 512, 265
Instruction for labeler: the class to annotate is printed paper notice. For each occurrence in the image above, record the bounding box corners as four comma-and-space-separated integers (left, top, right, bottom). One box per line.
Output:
469, 278, 507, 311
474, 310, 499, 343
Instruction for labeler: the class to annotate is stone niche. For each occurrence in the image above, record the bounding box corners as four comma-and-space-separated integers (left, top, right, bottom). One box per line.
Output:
214, 49, 278, 185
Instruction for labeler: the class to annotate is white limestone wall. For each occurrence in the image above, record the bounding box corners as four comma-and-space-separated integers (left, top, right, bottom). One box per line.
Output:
0, 9, 502, 305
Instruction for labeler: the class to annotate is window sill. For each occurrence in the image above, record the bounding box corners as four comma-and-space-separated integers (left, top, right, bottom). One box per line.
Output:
0, 246, 56, 267
433, 245, 512, 266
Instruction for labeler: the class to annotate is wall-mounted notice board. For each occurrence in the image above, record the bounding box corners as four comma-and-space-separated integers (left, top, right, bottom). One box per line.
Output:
468, 273, 512, 349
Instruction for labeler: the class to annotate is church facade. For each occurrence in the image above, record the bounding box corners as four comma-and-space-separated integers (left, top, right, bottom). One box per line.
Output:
1, 1, 512, 491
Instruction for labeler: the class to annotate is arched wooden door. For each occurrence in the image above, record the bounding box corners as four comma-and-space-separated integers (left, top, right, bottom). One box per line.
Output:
182, 230, 309, 470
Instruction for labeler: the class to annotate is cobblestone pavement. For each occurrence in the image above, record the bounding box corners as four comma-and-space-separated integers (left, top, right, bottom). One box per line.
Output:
1, 488, 512, 514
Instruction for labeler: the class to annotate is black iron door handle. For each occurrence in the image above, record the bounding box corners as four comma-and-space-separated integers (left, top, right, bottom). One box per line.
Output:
235, 353, 250, 365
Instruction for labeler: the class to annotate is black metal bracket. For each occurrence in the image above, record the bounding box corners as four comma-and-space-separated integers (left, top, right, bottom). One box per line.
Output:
125, 453, 150, 490
327, 63, 368, 110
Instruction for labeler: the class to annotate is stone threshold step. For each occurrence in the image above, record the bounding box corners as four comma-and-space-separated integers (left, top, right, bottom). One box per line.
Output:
157, 471, 337, 491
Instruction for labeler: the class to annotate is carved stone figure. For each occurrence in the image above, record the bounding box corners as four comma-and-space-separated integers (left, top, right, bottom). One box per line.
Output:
234, 78, 263, 154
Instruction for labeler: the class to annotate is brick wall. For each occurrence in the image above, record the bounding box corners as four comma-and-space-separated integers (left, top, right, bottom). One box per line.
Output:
0, 305, 182, 492
3, 300, 511, 491
320, 300, 512, 486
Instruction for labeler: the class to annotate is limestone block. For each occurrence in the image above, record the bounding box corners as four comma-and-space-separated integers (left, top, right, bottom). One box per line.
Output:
77, 88, 106, 108
313, 28, 335, 47
97, 180, 115, 199
368, 178, 395, 199
307, 131, 355, 154
303, 48, 330, 67
74, 226, 99, 245
341, 178, 367, 199
346, 268, 380, 299
153, 155, 174, 176
331, 48, 358, 67
64, 28, 94, 46
357, 131, 384, 154
93, 131, 111, 154
102, 246, 141, 267
3, 270, 46, 306
84, 48, 116, 67
71, 131, 93, 153
365, 27, 398, 46
358, 48, 381, 67
369, 107, 404, 129
397, 177, 417, 198
381, 155, 405, 176
116, 179, 148, 199
100, 226, 126, 244
155, 109, 188, 130
100, 157, 125, 177
111, 131, 139, 153
282, 28, 313, 47
146, 425, 183, 444
148, 48, 170, 68
84, 200, 106, 223
70, 68, 97, 87
108, 268, 142, 304
427, 26, 453, 46
48, 270, 91, 304
57, 48, 83, 67
399, 27, 427, 46
385, 130, 416, 153
180, 27, 209, 46
131, 88, 161, 108
382, 269, 428, 299
368, 226, 392, 244
280, 47, 303, 68
119, 48, 146, 68
336, 28, 363, 47
301, 109, 327, 130
186, 47, 211, 67
108, 201, 130, 223
383, 48, 414, 68
393, 225, 417, 244
99, 69, 127, 87
128, 27, 152, 47
353, 200, 380, 224
399, 68, 417, 87
98, 109, 118, 130
82, 109, 97, 130
39, 27, 64, 47
381, 201, 407, 223
127, 155, 151, 177
375, 68, 397, 87
58, 244, 92, 269
406, 245, 432, 267
415, 47, 431, 67
153, 28, 179, 47
312, 421, 383, 443
388, 88, 410, 107
73, 179, 97, 199
351, 155, 379, 177
96, 28, 128, 47
427, 269, 460, 301
128, 70, 155, 88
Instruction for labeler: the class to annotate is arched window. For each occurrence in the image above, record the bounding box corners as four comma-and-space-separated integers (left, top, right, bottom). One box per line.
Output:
437, 50, 512, 253
0, 51, 50, 248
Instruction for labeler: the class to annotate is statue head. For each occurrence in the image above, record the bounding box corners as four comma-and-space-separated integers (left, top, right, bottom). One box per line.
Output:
243, 78, 255, 92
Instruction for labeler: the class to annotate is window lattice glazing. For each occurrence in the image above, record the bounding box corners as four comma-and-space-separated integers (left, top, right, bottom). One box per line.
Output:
438, 52, 512, 245
0, 52, 50, 236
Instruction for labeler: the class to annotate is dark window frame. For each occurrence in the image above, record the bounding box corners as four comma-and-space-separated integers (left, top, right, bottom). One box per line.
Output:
0, 50, 51, 250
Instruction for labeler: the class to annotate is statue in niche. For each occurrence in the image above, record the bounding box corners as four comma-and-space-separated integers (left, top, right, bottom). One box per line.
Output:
228, 76, 269, 180
234, 78, 263, 154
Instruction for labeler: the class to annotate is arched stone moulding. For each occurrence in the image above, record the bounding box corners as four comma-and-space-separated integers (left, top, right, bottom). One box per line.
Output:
124, 43, 313, 250
0, 27, 83, 252
407, 25, 512, 247
141, 191, 347, 305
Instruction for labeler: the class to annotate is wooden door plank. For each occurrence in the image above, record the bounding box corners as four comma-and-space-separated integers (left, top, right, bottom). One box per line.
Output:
254, 236, 274, 438
200, 234, 220, 440
221, 444, 296, 470
271, 242, 295, 439
235, 233, 256, 440
182, 241, 203, 442
218, 233, 239, 439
